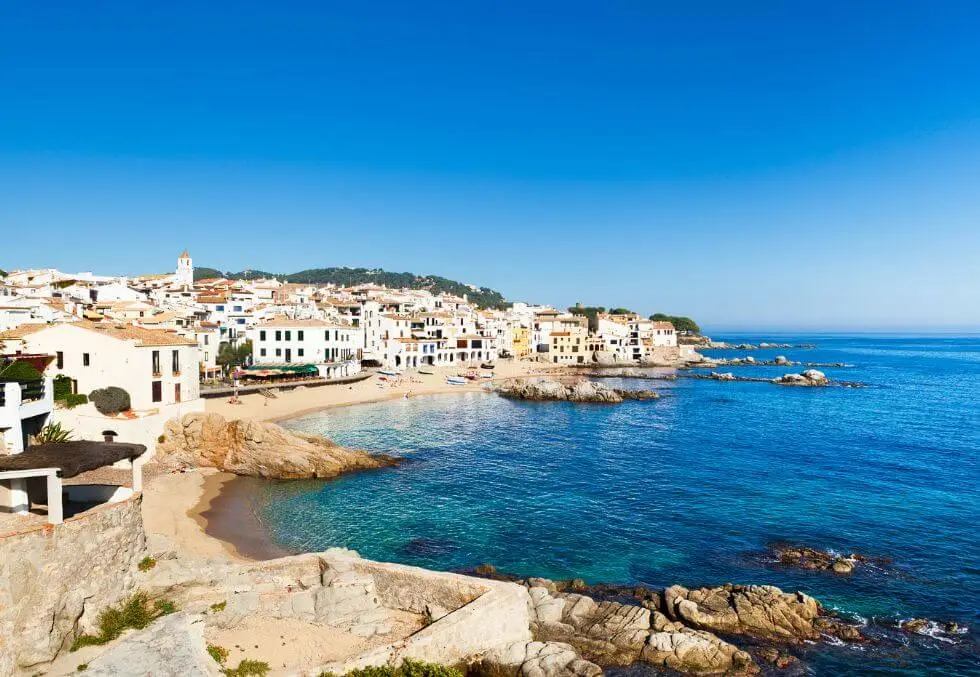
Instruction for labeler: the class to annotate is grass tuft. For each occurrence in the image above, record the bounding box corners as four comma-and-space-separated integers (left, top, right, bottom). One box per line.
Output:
138, 556, 157, 572
207, 644, 230, 665
222, 659, 271, 676
69, 592, 178, 651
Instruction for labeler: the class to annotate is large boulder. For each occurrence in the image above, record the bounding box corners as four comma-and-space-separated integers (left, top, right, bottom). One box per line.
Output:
473, 641, 602, 677
643, 612, 757, 675
82, 613, 221, 676
155, 412, 396, 479
663, 584, 822, 642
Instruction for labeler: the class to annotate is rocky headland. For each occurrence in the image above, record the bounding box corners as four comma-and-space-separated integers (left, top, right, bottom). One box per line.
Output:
155, 412, 399, 479
495, 378, 659, 403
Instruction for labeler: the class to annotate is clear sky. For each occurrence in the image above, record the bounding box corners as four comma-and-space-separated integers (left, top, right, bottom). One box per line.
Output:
2, 2, 979, 330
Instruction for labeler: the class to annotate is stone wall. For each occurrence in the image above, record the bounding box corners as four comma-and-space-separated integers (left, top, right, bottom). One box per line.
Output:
0, 496, 145, 675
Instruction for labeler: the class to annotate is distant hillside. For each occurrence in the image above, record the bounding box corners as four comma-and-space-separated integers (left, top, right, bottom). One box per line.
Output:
194, 266, 507, 309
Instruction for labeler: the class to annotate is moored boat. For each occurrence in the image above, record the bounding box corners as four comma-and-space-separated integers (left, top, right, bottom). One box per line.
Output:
446, 376, 467, 385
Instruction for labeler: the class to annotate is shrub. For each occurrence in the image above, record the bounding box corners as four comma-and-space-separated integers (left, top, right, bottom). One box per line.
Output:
31, 422, 74, 444
337, 660, 464, 677
138, 556, 156, 572
207, 644, 230, 665
209, 601, 227, 613
0, 361, 42, 382
69, 592, 177, 651
53, 374, 74, 400
89, 386, 131, 416
222, 659, 270, 677
157, 434, 167, 444
63, 393, 89, 409
77, 664, 88, 672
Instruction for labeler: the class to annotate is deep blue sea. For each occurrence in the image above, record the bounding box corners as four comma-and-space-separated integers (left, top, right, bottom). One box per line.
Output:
259, 335, 980, 675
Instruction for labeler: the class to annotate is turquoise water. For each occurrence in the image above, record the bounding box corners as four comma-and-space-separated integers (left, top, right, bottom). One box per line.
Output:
262, 335, 980, 675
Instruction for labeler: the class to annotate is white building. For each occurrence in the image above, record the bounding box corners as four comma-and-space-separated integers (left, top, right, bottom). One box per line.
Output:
250, 318, 363, 378
0, 321, 204, 450
176, 250, 194, 288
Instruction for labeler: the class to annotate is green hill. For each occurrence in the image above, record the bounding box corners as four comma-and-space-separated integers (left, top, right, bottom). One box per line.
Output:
194, 266, 507, 309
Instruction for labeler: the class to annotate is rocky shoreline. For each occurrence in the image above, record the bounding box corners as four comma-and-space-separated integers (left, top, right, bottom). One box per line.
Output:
467, 565, 864, 675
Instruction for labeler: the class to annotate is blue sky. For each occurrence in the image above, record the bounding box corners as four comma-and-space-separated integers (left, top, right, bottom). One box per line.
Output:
1, 2, 979, 330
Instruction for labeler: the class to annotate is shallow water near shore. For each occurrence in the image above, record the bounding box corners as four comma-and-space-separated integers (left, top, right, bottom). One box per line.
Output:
241, 335, 980, 675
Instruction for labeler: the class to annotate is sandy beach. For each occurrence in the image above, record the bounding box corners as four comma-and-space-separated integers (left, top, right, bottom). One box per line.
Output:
205, 358, 564, 424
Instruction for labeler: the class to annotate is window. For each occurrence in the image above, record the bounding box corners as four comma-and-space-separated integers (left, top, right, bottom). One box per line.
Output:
152, 380, 162, 403
260, 348, 267, 357
204, 335, 209, 345
83, 353, 90, 367
260, 330, 266, 341
216, 305, 224, 311
174, 384, 181, 403
233, 305, 242, 312
285, 331, 291, 341
152, 350, 160, 374
335, 330, 339, 341
325, 331, 330, 341
56, 351, 64, 369
275, 330, 282, 341
172, 350, 180, 374
297, 348, 304, 357
298, 330, 304, 341
275, 348, 281, 357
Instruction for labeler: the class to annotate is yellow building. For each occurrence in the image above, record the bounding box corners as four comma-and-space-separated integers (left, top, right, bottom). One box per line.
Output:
550, 326, 588, 364
511, 325, 531, 358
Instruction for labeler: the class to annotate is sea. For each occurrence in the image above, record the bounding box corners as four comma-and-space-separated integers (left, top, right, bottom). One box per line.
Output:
243, 335, 980, 675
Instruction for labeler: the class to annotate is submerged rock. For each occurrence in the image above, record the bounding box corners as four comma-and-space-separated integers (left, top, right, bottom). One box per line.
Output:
154, 412, 398, 479
771, 543, 858, 574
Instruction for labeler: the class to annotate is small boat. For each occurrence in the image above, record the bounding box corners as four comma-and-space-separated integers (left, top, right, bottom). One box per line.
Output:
446, 376, 467, 385
481, 362, 496, 370
378, 369, 402, 376
480, 370, 494, 379
418, 367, 435, 375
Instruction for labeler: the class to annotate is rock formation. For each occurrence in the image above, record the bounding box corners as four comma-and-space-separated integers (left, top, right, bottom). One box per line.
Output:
772, 369, 829, 386
526, 586, 757, 674
154, 412, 397, 479
82, 612, 220, 677
769, 543, 876, 574
474, 641, 603, 677
496, 379, 658, 404
662, 584, 860, 643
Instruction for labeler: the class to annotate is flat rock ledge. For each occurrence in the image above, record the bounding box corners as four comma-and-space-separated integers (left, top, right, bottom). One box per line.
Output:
495, 378, 658, 404
154, 412, 399, 479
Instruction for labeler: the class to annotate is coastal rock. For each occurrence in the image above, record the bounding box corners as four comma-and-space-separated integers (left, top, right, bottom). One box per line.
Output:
710, 372, 736, 381
154, 412, 397, 479
473, 641, 602, 677
773, 370, 828, 386
774, 355, 789, 365
82, 612, 221, 677
613, 388, 660, 401
663, 584, 824, 642
643, 611, 757, 675
496, 378, 624, 403
770, 543, 860, 574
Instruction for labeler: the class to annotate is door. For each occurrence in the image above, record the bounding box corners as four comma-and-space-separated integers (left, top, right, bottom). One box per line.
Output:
285, 348, 292, 363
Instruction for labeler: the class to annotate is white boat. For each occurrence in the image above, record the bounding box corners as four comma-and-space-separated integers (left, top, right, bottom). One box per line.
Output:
418, 367, 435, 375
378, 369, 402, 376
480, 370, 494, 379
446, 376, 467, 385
